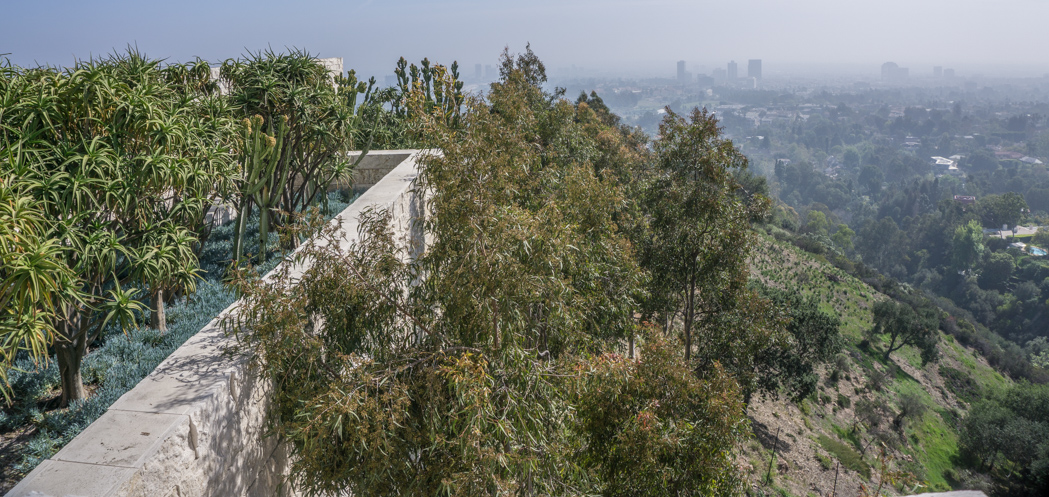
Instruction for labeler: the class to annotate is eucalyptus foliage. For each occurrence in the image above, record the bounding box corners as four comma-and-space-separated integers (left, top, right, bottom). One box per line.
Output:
637, 107, 785, 403
227, 48, 751, 496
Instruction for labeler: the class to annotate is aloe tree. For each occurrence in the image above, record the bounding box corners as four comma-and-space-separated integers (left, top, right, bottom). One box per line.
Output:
0, 51, 235, 403
221, 50, 367, 262
133, 224, 203, 332
0, 135, 77, 401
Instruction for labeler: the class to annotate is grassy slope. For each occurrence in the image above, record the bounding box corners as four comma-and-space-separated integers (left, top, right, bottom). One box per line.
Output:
745, 232, 1007, 496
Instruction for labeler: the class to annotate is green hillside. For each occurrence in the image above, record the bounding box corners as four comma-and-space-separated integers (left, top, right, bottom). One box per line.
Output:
745, 232, 1008, 496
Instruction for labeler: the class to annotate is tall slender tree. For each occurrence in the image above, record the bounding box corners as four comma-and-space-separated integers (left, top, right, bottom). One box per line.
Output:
640, 108, 772, 361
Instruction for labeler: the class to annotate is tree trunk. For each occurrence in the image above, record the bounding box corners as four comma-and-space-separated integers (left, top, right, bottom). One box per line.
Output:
56, 307, 87, 406
684, 263, 697, 361
884, 332, 898, 361
149, 288, 167, 333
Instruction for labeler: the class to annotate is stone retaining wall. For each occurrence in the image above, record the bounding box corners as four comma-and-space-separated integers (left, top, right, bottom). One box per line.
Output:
7, 151, 427, 497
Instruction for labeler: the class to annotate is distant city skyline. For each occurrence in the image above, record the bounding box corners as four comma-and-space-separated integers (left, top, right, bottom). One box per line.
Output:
4, 0, 1049, 80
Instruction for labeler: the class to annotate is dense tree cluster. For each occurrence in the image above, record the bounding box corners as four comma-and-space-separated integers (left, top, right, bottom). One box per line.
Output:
0, 45, 852, 495
226, 47, 834, 496
0, 52, 236, 402
959, 383, 1049, 495
742, 84, 1049, 383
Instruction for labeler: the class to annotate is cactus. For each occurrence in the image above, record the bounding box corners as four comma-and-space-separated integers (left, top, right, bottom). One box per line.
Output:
233, 115, 289, 264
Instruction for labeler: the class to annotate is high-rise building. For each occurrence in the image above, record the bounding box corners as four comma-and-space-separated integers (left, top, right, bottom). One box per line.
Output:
475, 64, 483, 80
944, 68, 956, 78
748, 59, 762, 79
676, 60, 692, 84
933, 66, 943, 78
485, 64, 495, 80
881, 62, 898, 78
727, 61, 738, 80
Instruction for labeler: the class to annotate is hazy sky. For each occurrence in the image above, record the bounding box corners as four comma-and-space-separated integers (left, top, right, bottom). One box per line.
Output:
4, 0, 1049, 79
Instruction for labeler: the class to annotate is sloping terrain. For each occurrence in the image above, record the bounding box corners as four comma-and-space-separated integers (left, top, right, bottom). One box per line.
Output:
744, 233, 1007, 496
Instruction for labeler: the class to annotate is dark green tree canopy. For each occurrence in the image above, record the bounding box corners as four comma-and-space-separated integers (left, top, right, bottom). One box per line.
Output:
753, 284, 844, 402
870, 299, 940, 365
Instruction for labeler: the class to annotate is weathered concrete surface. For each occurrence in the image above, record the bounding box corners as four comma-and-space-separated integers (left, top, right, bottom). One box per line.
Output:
6, 150, 428, 497
348, 150, 414, 194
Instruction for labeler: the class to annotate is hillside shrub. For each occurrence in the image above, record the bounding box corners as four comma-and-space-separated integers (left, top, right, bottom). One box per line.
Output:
939, 366, 982, 403
818, 434, 870, 478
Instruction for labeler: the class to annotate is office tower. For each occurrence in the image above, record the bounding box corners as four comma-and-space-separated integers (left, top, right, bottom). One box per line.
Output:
748, 59, 762, 79
676, 60, 691, 83
727, 60, 738, 80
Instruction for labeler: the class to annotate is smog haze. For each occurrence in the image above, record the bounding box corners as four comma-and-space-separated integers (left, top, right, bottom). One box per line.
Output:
4, 0, 1049, 79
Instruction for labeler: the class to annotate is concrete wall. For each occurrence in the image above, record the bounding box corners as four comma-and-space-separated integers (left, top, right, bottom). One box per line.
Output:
348, 150, 415, 194
7, 151, 427, 497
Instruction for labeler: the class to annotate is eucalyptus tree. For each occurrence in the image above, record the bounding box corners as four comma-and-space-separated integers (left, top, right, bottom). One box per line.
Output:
0, 51, 236, 403
227, 48, 749, 496
640, 108, 773, 362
